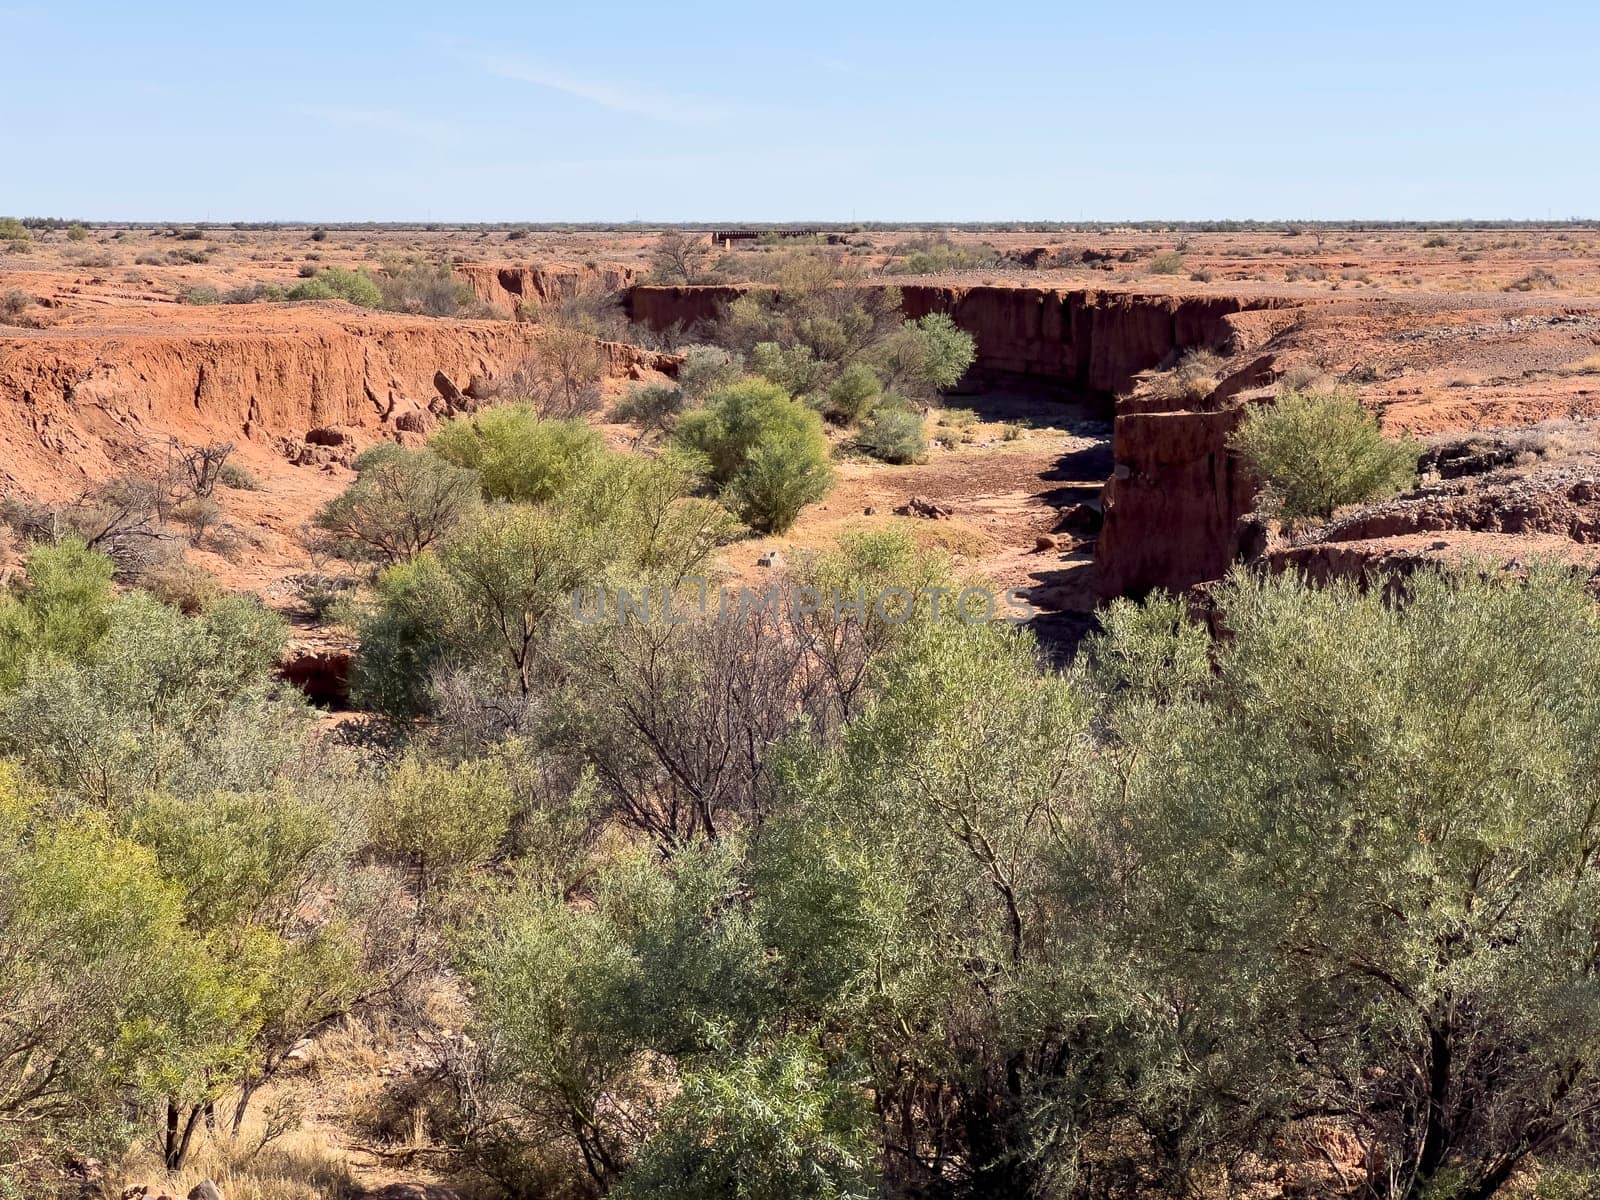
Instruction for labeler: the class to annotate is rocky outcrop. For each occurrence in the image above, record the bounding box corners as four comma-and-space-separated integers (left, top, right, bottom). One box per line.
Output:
455, 261, 637, 317
0, 303, 675, 497
1094, 402, 1261, 598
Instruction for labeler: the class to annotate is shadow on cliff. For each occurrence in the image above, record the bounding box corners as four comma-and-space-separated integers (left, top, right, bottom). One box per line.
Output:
1038, 441, 1114, 507
945, 375, 1108, 434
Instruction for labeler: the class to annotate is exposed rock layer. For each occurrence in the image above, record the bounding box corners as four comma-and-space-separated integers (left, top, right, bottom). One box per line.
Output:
0, 301, 672, 496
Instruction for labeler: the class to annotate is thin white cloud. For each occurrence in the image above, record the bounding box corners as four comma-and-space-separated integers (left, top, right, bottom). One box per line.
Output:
432, 35, 724, 125
288, 104, 456, 142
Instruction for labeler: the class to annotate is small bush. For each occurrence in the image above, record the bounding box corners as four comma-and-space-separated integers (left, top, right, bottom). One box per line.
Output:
1, 289, 34, 323
430, 406, 602, 505
613, 382, 686, 444
1150, 348, 1224, 404
0, 217, 32, 243
298, 263, 319, 278
1505, 268, 1559, 292
858, 403, 927, 464
181, 286, 222, 305
170, 495, 223, 545
66, 222, 89, 242
138, 558, 219, 615
823, 363, 882, 425
217, 461, 264, 490
294, 571, 357, 621
286, 267, 381, 307
221, 282, 285, 304
1229, 386, 1421, 522
1148, 251, 1185, 275
676, 344, 742, 403
310, 226, 329, 242
675, 379, 833, 532
314, 444, 481, 563
375, 258, 480, 317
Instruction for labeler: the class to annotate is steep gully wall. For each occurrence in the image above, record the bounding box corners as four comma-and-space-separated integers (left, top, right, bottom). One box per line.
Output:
0, 306, 672, 498
627, 283, 1302, 598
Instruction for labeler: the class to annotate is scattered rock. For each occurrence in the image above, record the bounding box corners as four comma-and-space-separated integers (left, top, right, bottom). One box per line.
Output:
894, 497, 953, 520
394, 409, 430, 434
756, 550, 784, 569
432, 370, 466, 410
1034, 534, 1061, 553
281, 1035, 317, 1066
188, 1181, 224, 1200
360, 1185, 463, 1200
1054, 502, 1104, 534
863, 506, 877, 515
304, 426, 348, 447
63, 1157, 105, 1197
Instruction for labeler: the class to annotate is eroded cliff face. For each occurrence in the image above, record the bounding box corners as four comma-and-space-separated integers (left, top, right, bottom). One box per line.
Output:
0, 302, 672, 496
627, 282, 1299, 598
623, 285, 746, 333
897, 285, 1293, 395
455, 261, 637, 317
625, 282, 1293, 396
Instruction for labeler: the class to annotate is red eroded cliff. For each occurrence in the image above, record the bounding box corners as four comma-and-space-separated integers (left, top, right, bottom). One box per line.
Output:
455, 261, 638, 318
626, 282, 1294, 395
897, 285, 1293, 394
0, 301, 673, 497
624, 285, 747, 333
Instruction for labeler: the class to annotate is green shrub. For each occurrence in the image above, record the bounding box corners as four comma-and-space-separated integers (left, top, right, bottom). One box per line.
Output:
217, 461, 264, 490
613, 381, 686, 444
0, 217, 29, 243
676, 344, 742, 403
1148, 251, 1185, 274
1229, 385, 1420, 521
674, 379, 833, 532
749, 340, 827, 399
375, 258, 479, 317
1151, 347, 1224, 404
314, 443, 481, 563
430, 406, 602, 505
0, 538, 116, 689
66, 222, 89, 242
285, 267, 381, 307
182, 285, 222, 305
823, 363, 881, 425
616, 1037, 876, 1200
371, 754, 517, 891
857, 402, 927, 464
874, 313, 976, 401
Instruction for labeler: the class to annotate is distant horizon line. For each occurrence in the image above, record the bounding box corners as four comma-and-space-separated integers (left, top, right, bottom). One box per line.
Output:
8, 217, 1598, 230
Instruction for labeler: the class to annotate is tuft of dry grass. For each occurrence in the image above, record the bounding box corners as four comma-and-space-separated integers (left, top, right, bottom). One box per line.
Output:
1149, 348, 1225, 404
1556, 353, 1600, 377
901, 517, 1000, 558
1504, 268, 1560, 292
113, 1098, 361, 1200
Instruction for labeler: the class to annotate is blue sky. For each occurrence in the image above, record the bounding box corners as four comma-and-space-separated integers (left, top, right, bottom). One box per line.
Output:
2, 0, 1595, 221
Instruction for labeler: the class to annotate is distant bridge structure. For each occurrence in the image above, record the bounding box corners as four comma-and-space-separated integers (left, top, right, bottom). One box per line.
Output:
707, 228, 825, 247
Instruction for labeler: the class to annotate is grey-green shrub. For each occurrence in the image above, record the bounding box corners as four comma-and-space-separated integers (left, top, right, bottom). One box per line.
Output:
1229, 385, 1420, 521
857, 402, 927, 464
674, 379, 833, 533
